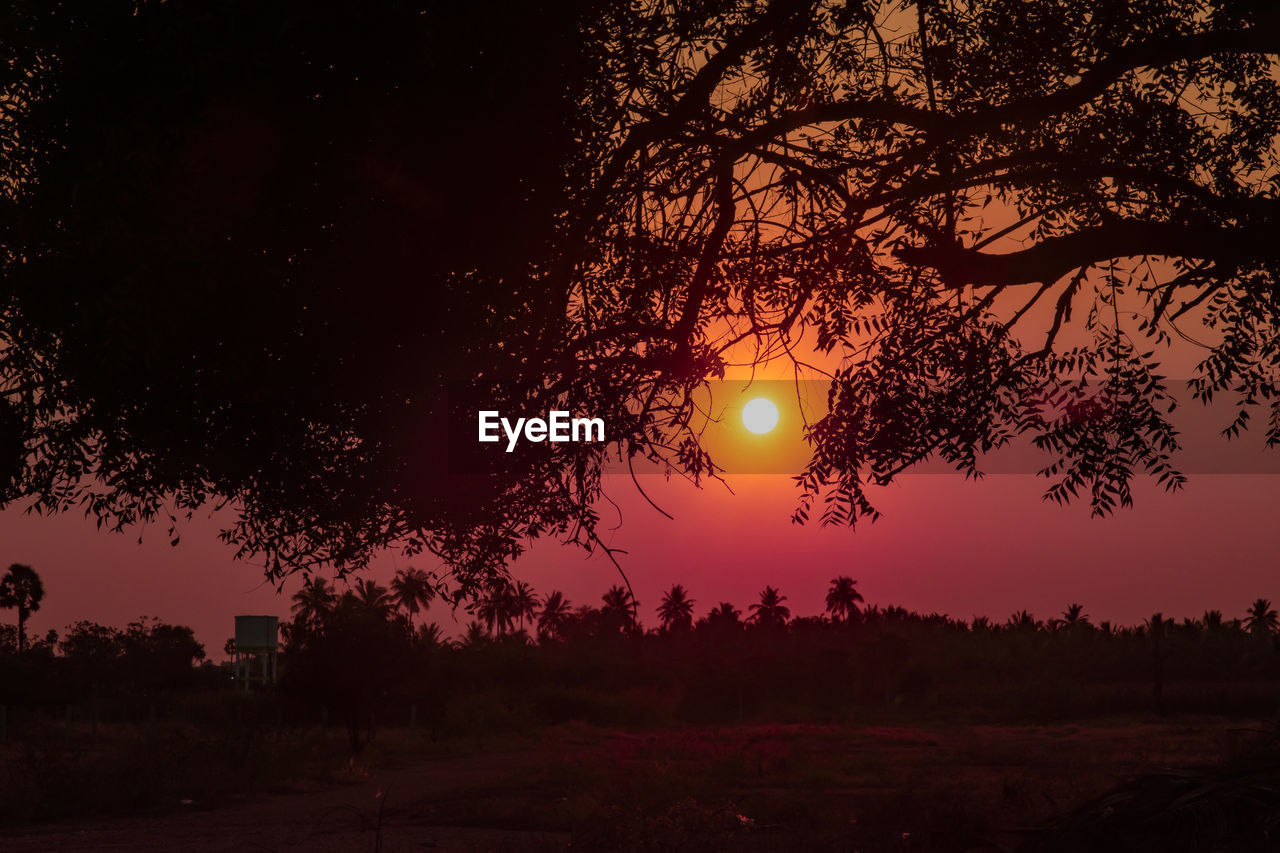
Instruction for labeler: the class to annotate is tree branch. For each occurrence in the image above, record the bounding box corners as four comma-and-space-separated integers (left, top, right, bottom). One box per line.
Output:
897, 219, 1280, 288
734, 21, 1280, 148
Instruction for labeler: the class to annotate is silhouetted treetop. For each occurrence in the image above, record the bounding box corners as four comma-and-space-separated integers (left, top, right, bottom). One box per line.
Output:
3, 1, 1279, 590
3, 0, 615, 587
0, 563, 43, 653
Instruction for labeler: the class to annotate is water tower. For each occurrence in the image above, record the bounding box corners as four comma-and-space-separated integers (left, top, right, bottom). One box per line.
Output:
233, 615, 280, 691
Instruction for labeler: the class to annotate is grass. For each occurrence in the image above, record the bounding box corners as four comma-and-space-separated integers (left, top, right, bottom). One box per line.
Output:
344, 718, 1242, 851
0, 702, 1266, 851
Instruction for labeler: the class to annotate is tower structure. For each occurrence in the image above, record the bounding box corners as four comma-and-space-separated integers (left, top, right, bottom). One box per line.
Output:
233, 615, 280, 691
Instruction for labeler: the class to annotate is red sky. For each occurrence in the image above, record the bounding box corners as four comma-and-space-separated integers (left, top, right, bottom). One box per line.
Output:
5, 469, 1278, 657
7, 307, 1256, 654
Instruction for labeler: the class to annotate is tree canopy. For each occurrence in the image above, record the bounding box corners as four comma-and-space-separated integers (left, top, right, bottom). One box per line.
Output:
0, 562, 43, 651
3, 0, 1279, 593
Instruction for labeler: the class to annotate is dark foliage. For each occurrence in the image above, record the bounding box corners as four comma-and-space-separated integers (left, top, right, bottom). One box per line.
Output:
3, 581, 1280, 846
0, 562, 43, 652
365, 585, 1280, 729
280, 586, 417, 752
0, 616, 209, 706
4, 1, 1280, 594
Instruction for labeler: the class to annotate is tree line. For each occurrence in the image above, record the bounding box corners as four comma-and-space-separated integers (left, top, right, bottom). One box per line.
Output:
5, 560, 1279, 753
0, 564, 212, 707
272, 568, 1280, 750
288, 567, 1280, 644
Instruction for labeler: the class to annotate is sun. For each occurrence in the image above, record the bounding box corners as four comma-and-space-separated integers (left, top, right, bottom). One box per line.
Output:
741, 397, 779, 434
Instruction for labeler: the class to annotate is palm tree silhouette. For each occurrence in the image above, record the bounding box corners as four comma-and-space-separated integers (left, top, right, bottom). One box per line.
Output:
601, 584, 639, 633
461, 620, 490, 649
698, 602, 743, 632
1244, 598, 1279, 639
537, 590, 572, 640
291, 576, 335, 629
509, 581, 538, 633
389, 568, 435, 628
477, 583, 520, 638
824, 576, 865, 623
0, 563, 45, 653
1202, 609, 1225, 631
1061, 603, 1090, 628
748, 586, 791, 627
353, 578, 393, 616
657, 584, 696, 632
417, 622, 447, 649
1007, 610, 1039, 631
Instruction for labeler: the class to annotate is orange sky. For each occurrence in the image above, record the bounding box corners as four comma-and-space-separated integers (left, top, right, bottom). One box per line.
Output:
3, 282, 1267, 655
0, 285, 1263, 654
5, 4, 1274, 660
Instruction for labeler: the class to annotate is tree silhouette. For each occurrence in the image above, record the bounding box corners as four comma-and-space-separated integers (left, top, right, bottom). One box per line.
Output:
697, 602, 745, 635
657, 584, 696, 633
6, 2, 1280, 587
1007, 610, 1040, 632
1244, 599, 1278, 639
1061, 603, 1090, 629
460, 621, 490, 650
0, 564, 44, 653
291, 577, 336, 630
601, 585, 640, 635
508, 582, 539, 634
283, 588, 414, 754
1145, 612, 1175, 713
825, 577, 865, 624
476, 583, 517, 639
121, 619, 206, 689
389, 568, 435, 628
537, 591, 572, 641
59, 620, 122, 664
416, 622, 447, 650
749, 586, 791, 628
351, 579, 394, 617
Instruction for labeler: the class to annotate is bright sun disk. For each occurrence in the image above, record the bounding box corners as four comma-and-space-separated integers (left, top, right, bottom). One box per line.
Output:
742, 397, 779, 434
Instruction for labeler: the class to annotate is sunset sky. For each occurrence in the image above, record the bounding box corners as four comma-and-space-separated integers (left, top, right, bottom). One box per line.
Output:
4, 280, 1261, 655
4, 2, 1273, 668
6, 458, 1278, 656
5, 307, 1271, 655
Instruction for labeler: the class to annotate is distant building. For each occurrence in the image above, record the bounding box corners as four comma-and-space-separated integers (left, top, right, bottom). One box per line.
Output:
233, 615, 279, 690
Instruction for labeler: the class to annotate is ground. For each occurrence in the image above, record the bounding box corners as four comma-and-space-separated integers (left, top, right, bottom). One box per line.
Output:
0, 718, 1247, 852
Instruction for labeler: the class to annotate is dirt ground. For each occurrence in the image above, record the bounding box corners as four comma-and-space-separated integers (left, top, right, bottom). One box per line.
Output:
0, 718, 1247, 852
1, 746, 562, 852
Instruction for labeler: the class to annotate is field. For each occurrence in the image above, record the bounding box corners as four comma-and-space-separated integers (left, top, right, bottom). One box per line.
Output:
8, 597, 1280, 850
0, 715, 1255, 852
